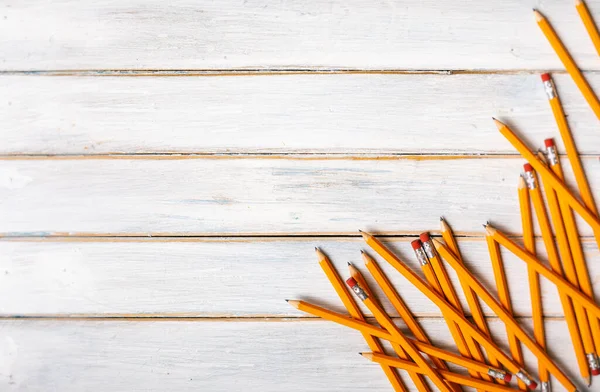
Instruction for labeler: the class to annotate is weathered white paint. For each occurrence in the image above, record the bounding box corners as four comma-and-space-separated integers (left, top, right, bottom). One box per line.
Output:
1, 0, 600, 71
0, 237, 597, 317
3, 73, 600, 155
0, 158, 597, 236
0, 319, 585, 392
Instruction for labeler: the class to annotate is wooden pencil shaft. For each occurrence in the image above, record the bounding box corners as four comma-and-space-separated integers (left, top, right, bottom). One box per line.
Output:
362, 232, 522, 373
419, 243, 490, 383
318, 255, 410, 392
366, 353, 517, 392
576, 0, 600, 57
495, 119, 600, 232
441, 221, 501, 370
518, 183, 548, 382
434, 239, 575, 392
486, 235, 526, 390
362, 254, 450, 372
535, 10, 600, 121
291, 300, 507, 377
545, 78, 600, 249
486, 228, 600, 319
360, 293, 451, 392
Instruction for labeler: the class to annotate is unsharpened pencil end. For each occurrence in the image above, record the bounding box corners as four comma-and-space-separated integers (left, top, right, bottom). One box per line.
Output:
533, 9, 544, 21
492, 118, 506, 131
286, 299, 300, 309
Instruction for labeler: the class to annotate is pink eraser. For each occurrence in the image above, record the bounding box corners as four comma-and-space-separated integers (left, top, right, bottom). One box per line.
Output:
411, 239, 422, 250
523, 163, 533, 172
504, 374, 512, 383
528, 381, 538, 390
346, 277, 357, 288
592, 368, 600, 376
541, 73, 551, 82
419, 232, 431, 242
544, 138, 555, 147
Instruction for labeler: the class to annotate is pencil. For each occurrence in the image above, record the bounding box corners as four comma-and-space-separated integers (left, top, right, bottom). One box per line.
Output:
541, 73, 600, 250
433, 237, 577, 392
534, 9, 600, 121
346, 277, 453, 392
362, 353, 517, 392
355, 253, 449, 372
359, 232, 533, 383
576, 0, 600, 57
287, 299, 512, 382
518, 175, 549, 389
483, 225, 600, 319
342, 262, 433, 392
541, 142, 600, 376
440, 218, 504, 371
419, 234, 493, 385
493, 118, 600, 232
526, 161, 594, 383
485, 230, 526, 391
315, 248, 410, 392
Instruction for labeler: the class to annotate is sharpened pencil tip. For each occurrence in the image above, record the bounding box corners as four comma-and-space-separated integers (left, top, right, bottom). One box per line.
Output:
439, 216, 444, 221
286, 299, 300, 309
285, 299, 289, 302
533, 9, 544, 21
347, 262, 351, 266
492, 118, 505, 130
360, 250, 365, 254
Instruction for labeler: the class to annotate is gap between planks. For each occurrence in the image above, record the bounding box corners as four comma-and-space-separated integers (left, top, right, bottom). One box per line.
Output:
0, 69, 598, 77
0, 315, 563, 322
0, 153, 599, 161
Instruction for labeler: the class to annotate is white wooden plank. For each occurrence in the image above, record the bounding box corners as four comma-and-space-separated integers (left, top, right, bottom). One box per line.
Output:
0, 237, 598, 317
2, 0, 600, 70
0, 158, 598, 236
0, 318, 584, 392
3, 73, 600, 155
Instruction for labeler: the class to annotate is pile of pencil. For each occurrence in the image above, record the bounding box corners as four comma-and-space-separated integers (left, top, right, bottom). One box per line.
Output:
287, 5, 600, 392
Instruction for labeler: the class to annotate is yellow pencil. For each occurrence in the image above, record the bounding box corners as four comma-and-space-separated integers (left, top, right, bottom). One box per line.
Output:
359, 231, 537, 386
433, 237, 577, 392
518, 175, 549, 388
346, 277, 452, 392
315, 248, 410, 392
418, 234, 493, 386
353, 253, 449, 372
288, 299, 512, 382
493, 118, 600, 233
362, 353, 517, 392
483, 225, 600, 319
534, 9, 600, 121
541, 73, 600, 250
485, 230, 526, 391
541, 142, 600, 376
576, 0, 600, 56
440, 218, 504, 372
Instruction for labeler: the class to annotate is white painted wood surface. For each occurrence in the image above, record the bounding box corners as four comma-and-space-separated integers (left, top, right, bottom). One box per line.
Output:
4, 0, 600, 390
0, 237, 597, 317
2, 0, 600, 71
0, 319, 586, 392
3, 73, 600, 155
1, 157, 598, 236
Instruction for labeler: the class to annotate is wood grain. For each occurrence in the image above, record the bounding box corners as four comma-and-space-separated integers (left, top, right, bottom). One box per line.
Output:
2, 0, 600, 71
0, 318, 585, 392
0, 237, 597, 317
3, 73, 600, 155
0, 157, 598, 236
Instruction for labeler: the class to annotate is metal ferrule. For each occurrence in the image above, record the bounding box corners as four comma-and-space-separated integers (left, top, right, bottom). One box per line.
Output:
516, 370, 535, 388
422, 240, 435, 259
543, 80, 557, 100
587, 352, 600, 372
546, 146, 558, 166
541, 381, 550, 392
414, 247, 428, 266
350, 284, 369, 301
523, 171, 537, 189
487, 368, 508, 381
